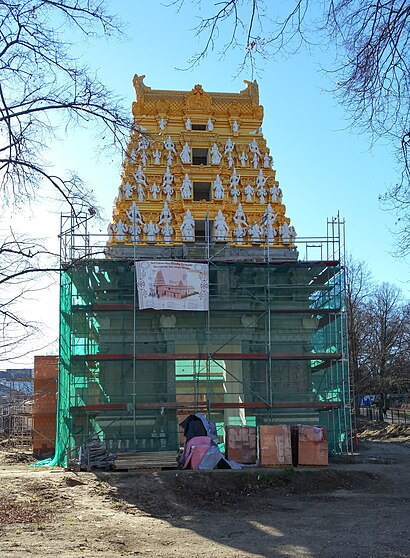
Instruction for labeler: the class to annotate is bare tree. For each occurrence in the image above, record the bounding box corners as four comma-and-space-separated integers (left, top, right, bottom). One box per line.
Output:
172, 0, 410, 249
0, 231, 58, 362
0, 0, 131, 210
344, 256, 373, 405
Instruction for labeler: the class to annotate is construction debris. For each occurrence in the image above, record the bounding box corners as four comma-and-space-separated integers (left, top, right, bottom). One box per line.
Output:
78, 441, 116, 470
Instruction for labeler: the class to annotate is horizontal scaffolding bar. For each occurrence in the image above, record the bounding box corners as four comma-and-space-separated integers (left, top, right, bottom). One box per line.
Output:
71, 400, 343, 412
72, 352, 342, 362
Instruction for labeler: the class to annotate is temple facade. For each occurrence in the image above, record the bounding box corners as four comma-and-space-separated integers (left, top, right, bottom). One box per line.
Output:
55, 77, 351, 466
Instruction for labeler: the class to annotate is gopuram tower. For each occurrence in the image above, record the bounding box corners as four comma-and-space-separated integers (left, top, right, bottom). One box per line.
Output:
54, 76, 350, 466
108, 75, 296, 258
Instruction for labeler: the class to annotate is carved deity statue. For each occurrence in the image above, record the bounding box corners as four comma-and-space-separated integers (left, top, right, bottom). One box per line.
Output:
233, 223, 246, 244
252, 152, 259, 169
224, 137, 235, 154
134, 165, 147, 186
140, 150, 148, 167
249, 221, 263, 242
161, 222, 174, 244
207, 118, 214, 131
158, 201, 172, 225
114, 219, 127, 242
244, 183, 254, 202
185, 118, 192, 130
180, 173, 193, 199
233, 203, 247, 227
213, 175, 224, 200
144, 220, 158, 242
164, 136, 176, 153
210, 143, 222, 164
150, 182, 160, 200
232, 120, 239, 133
126, 201, 143, 224
227, 152, 234, 168
137, 137, 150, 152
167, 150, 174, 166
264, 152, 272, 168
180, 209, 195, 241
137, 183, 145, 202
280, 221, 291, 243
162, 166, 174, 201
180, 142, 191, 164
158, 118, 167, 130
264, 204, 278, 244
270, 184, 279, 202
214, 210, 229, 242
153, 149, 161, 165
249, 138, 261, 156
256, 169, 268, 189
129, 222, 142, 243
123, 181, 134, 199
239, 151, 248, 167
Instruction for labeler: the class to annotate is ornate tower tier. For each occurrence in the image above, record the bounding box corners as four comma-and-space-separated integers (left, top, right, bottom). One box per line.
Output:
108, 75, 297, 259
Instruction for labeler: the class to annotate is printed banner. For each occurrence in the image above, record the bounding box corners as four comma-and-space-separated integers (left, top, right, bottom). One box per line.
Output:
135, 261, 209, 311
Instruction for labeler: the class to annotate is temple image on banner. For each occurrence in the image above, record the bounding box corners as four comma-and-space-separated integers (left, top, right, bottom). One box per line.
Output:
54, 75, 352, 467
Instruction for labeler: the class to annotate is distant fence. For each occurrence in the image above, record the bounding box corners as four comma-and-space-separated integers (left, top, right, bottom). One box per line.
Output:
358, 406, 409, 425
385, 408, 409, 425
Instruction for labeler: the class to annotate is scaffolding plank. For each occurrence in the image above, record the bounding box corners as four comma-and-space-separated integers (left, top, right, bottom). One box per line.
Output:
75, 352, 342, 362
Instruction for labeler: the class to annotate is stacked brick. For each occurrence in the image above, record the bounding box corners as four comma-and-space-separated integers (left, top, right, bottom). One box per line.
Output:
33, 356, 58, 457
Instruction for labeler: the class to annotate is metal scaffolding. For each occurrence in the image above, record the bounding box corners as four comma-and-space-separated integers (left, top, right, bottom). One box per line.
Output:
54, 212, 352, 465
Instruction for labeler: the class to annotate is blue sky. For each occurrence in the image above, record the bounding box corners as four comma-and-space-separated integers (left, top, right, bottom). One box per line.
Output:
3, 1, 409, 364
60, 0, 407, 291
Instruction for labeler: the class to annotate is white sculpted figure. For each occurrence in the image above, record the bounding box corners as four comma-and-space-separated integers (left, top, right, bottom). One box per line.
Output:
207, 118, 214, 131
210, 143, 222, 164
232, 120, 239, 133
153, 149, 162, 165
126, 201, 143, 224
264, 204, 278, 244
280, 221, 291, 243
224, 137, 235, 154
233, 223, 246, 244
107, 223, 114, 243
227, 152, 234, 168
150, 182, 160, 200
214, 210, 229, 242
180, 209, 195, 241
270, 184, 279, 202
130, 148, 136, 162
213, 175, 224, 200
137, 137, 150, 152
185, 118, 192, 130
264, 152, 272, 168
289, 225, 296, 242
252, 152, 259, 169
257, 184, 267, 204
244, 183, 254, 202
162, 166, 174, 201
123, 181, 134, 199
167, 150, 174, 166
256, 169, 268, 189
129, 222, 142, 243
180, 142, 191, 164
230, 168, 241, 203
137, 183, 145, 202
161, 222, 174, 244
114, 219, 127, 242
249, 138, 261, 156
141, 150, 148, 167
239, 151, 248, 167
180, 173, 192, 199
249, 222, 263, 242
134, 165, 147, 186
233, 203, 247, 227
158, 201, 172, 225
164, 136, 176, 153
158, 118, 167, 130
144, 220, 158, 242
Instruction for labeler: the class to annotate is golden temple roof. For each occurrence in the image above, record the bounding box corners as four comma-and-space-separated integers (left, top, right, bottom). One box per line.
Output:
108, 76, 295, 249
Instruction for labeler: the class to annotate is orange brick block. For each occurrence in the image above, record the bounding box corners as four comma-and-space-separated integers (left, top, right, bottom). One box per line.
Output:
259, 425, 292, 467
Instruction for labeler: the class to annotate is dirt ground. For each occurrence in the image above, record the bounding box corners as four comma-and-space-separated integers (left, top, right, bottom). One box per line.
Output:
0, 425, 409, 558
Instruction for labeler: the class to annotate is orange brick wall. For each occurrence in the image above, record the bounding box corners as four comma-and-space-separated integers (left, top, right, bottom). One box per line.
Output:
33, 356, 58, 457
